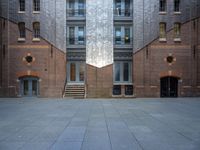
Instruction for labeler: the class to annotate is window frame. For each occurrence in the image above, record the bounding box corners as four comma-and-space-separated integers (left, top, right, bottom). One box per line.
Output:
67, 26, 85, 45
114, 26, 132, 45
159, 0, 166, 12
19, 0, 25, 12
113, 61, 132, 83
18, 22, 26, 39
33, 0, 40, 12
33, 22, 40, 39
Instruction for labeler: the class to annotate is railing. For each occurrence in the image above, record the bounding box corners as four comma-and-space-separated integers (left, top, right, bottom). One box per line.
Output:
67, 37, 85, 45
114, 37, 133, 45
67, 9, 85, 17
114, 9, 132, 17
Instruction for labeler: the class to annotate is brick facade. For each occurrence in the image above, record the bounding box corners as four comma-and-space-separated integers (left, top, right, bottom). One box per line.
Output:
86, 64, 113, 98
0, 18, 66, 97
133, 18, 200, 97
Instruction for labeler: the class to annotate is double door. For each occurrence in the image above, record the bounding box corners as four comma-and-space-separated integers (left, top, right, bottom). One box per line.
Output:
20, 77, 38, 97
160, 77, 178, 97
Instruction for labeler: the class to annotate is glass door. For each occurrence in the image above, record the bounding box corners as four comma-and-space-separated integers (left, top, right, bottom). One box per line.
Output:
67, 62, 85, 84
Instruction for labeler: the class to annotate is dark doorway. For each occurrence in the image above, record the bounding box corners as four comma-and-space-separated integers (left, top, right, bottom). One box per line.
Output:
160, 77, 178, 97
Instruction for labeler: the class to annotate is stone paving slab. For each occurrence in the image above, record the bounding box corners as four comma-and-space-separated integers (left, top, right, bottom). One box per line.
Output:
0, 98, 200, 150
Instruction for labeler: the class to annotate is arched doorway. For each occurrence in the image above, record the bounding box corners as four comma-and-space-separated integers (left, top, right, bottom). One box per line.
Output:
160, 76, 178, 97
19, 76, 39, 97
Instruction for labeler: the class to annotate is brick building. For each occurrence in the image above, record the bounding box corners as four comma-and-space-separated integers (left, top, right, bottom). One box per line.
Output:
0, 0, 200, 98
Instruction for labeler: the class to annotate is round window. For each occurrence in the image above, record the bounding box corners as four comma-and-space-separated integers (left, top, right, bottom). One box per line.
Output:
167, 56, 174, 63
25, 56, 33, 63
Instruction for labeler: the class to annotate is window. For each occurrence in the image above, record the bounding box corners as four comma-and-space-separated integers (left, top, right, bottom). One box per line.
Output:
174, 23, 181, 39
68, 26, 85, 45
68, 0, 85, 17
115, 26, 132, 45
174, 0, 180, 12
159, 0, 166, 12
18, 22, 26, 38
33, 0, 40, 12
33, 22, 40, 38
19, 0, 25, 12
125, 85, 133, 95
114, 0, 131, 17
114, 62, 132, 83
113, 85, 121, 95
159, 22, 166, 39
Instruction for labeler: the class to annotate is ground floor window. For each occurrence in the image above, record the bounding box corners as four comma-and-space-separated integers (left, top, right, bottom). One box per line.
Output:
20, 77, 39, 97
113, 85, 133, 96
67, 61, 85, 83
114, 61, 132, 83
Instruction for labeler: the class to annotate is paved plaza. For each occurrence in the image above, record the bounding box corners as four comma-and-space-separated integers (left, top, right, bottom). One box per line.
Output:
0, 98, 200, 150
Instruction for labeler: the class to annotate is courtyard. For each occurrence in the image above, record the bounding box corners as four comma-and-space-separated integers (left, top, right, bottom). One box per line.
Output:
0, 98, 200, 150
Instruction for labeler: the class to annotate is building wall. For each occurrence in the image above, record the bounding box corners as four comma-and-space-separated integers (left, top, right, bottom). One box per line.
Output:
0, 18, 66, 97
133, 17, 200, 97
86, 64, 113, 98
0, 0, 66, 52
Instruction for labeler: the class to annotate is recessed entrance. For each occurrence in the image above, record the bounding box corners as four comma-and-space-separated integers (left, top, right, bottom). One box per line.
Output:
20, 77, 39, 97
160, 76, 178, 97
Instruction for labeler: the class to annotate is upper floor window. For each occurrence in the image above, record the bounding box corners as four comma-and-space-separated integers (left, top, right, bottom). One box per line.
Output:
174, 0, 180, 12
18, 22, 26, 38
159, 22, 166, 39
114, 0, 131, 17
33, 22, 40, 38
19, 0, 25, 12
174, 22, 181, 39
114, 61, 132, 83
115, 26, 132, 45
68, 26, 85, 45
159, 0, 166, 12
33, 0, 40, 12
68, 0, 85, 17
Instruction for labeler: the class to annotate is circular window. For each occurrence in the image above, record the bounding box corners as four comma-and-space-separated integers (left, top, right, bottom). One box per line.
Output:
167, 56, 174, 63
25, 56, 33, 63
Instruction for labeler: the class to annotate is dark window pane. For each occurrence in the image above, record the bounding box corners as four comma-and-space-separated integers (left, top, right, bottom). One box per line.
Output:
69, 27, 75, 44
32, 80, 37, 96
18, 22, 26, 38
115, 63, 120, 81
23, 80, 28, 95
33, 0, 40, 11
113, 85, 121, 95
125, 85, 133, 95
123, 63, 129, 81
19, 0, 25, 11
174, 0, 180, 12
159, 0, 166, 12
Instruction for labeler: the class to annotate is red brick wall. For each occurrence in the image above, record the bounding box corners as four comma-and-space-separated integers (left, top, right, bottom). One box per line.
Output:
0, 18, 66, 97
133, 18, 200, 97
86, 64, 113, 98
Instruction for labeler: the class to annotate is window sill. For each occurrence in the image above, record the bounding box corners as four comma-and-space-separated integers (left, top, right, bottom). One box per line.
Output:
174, 12, 181, 15
33, 11, 40, 14
18, 38, 25, 42
18, 11, 25, 14
174, 38, 181, 42
159, 38, 167, 42
113, 82, 133, 85
159, 11, 167, 15
32, 38, 40, 42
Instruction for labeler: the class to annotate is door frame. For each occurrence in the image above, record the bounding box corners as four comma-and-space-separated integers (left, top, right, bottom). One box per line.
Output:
160, 76, 179, 98
19, 76, 39, 97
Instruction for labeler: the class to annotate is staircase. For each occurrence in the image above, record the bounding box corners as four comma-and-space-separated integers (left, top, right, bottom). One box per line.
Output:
64, 85, 85, 98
